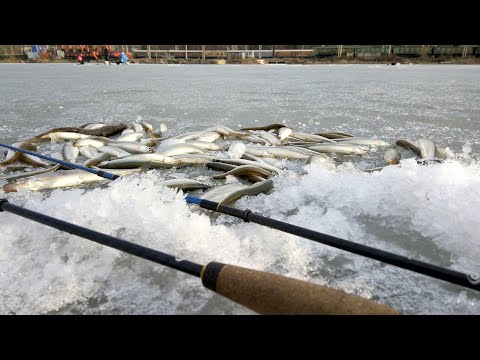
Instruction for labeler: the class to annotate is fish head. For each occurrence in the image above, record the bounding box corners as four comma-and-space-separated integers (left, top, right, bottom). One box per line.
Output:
384, 148, 401, 164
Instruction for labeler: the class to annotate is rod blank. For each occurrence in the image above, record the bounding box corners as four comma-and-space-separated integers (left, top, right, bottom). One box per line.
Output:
188, 197, 480, 293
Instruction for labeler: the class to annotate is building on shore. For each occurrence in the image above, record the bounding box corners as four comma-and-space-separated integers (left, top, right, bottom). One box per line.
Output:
1, 45, 479, 61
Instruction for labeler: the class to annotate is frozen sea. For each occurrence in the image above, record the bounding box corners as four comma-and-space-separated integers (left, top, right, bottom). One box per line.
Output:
0, 63, 479, 314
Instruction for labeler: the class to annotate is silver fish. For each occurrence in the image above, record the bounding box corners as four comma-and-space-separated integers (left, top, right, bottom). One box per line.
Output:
0, 164, 61, 182
158, 144, 205, 157
97, 145, 132, 158
315, 132, 354, 139
245, 145, 311, 159
395, 139, 420, 156
169, 131, 205, 140
83, 123, 107, 130
116, 132, 144, 142
207, 162, 265, 184
281, 145, 324, 156
308, 144, 368, 155
0, 142, 37, 166
205, 162, 237, 172
142, 122, 161, 138
131, 122, 144, 133
185, 140, 223, 151
104, 141, 152, 154
384, 148, 401, 165
99, 154, 181, 169
258, 130, 282, 146
214, 158, 281, 173
120, 128, 135, 135
212, 165, 272, 179
2, 168, 141, 193
0, 150, 21, 166
237, 134, 269, 145
78, 146, 99, 159
278, 127, 293, 141
62, 142, 80, 163
141, 121, 154, 132
140, 138, 162, 147
335, 137, 390, 147
158, 178, 211, 191
199, 179, 274, 205
83, 152, 111, 167
39, 132, 91, 142
74, 137, 110, 148
169, 154, 217, 166
202, 125, 247, 137
417, 138, 437, 160
241, 153, 266, 163
19, 153, 51, 167
196, 131, 221, 143
290, 132, 336, 143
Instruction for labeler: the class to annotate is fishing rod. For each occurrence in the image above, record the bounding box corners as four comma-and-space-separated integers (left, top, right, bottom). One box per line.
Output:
0, 143, 119, 180
0, 198, 396, 314
186, 194, 480, 293
2, 143, 479, 293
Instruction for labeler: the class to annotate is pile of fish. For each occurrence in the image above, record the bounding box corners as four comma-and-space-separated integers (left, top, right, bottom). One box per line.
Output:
0, 121, 448, 205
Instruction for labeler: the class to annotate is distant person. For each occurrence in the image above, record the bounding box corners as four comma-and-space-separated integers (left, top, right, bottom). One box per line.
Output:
103, 46, 110, 65
77, 52, 84, 65
116, 52, 129, 65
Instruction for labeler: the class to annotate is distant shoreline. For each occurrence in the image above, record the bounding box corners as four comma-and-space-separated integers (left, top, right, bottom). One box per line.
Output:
1, 56, 480, 65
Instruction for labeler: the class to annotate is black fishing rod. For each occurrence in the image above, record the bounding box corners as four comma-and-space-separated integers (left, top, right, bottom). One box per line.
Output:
0, 199, 396, 314
2, 143, 479, 293
185, 195, 480, 293
0, 143, 120, 180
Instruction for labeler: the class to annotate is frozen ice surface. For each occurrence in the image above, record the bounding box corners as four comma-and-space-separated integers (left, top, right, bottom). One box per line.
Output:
1, 63, 479, 314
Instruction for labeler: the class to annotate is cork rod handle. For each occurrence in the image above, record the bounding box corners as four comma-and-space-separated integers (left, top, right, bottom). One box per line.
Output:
201, 262, 399, 315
